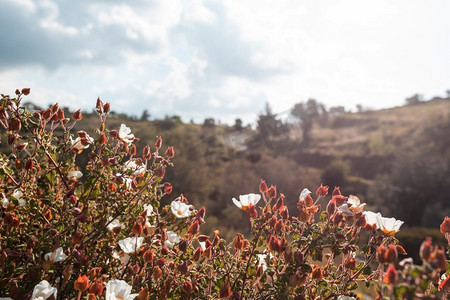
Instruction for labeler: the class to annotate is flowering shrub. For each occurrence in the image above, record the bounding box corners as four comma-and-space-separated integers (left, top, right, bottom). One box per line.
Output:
0, 89, 449, 299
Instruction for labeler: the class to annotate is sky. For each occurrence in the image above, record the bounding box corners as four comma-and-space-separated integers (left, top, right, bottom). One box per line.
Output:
0, 0, 449, 124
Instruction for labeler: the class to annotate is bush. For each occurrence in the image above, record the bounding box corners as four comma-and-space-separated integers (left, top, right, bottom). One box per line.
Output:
0, 90, 449, 299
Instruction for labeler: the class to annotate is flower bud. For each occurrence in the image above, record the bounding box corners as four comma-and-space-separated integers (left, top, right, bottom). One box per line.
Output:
22, 88, 31, 95
344, 257, 357, 270
326, 199, 336, 215
430, 247, 447, 271
88, 293, 97, 300
440, 216, 450, 234
8, 118, 21, 131
73, 109, 82, 120
396, 245, 407, 255
281, 207, 289, 220
193, 247, 203, 261
153, 266, 162, 279
177, 261, 188, 274
143, 249, 154, 263
219, 282, 231, 299
259, 179, 268, 193
311, 266, 323, 281
188, 220, 200, 235
419, 237, 432, 262
385, 244, 398, 263
247, 205, 258, 219
156, 258, 166, 268
129, 145, 137, 156
154, 166, 165, 178
275, 194, 284, 212
316, 184, 329, 197
266, 185, 277, 198
58, 108, 65, 120
143, 145, 151, 159
383, 264, 397, 285
181, 281, 193, 294
74, 275, 90, 292
103, 102, 110, 114
89, 280, 104, 296
96, 98, 104, 114
137, 287, 149, 300
25, 159, 33, 170
164, 184, 173, 194
98, 132, 107, 145
155, 136, 162, 149
332, 187, 341, 196
165, 146, 174, 158
377, 245, 388, 264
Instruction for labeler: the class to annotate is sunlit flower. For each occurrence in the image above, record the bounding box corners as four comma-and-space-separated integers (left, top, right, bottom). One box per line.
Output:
364, 211, 404, 235
171, 200, 192, 218
68, 170, 83, 181
165, 231, 181, 248
232, 193, 261, 211
299, 188, 311, 200
118, 237, 144, 254
44, 247, 67, 262
12, 189, 25, 206
257, 253, 271, 271
118, 124, 135, 145
347, 195, 366, 213
70, 135, 94, 152
337, 204, 355, 217
112, 251, 130, 264
124, 160, 146, 176
105, 280, 137, 300
32, 280, 57, 300
378, 216, 404, 236
399, 257, 413, 267
143, 204, 156, 228
107, 217, 125, 232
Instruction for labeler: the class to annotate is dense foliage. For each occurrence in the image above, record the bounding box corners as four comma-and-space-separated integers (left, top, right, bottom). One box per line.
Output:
0, 90, 449, 299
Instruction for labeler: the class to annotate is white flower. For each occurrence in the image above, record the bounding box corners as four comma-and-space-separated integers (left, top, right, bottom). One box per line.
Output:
118, 124, 135, 145
347, 195, 366, 214
364, 211, 381, 227
112, 251, 130, 264
116, 173, 132, 189
299, 188, 311, 200
337, 296, 356, 300
118, 237, 144, 254
107, 217, 125, 232
105, 280, 137, 300
364, 211, 404, 235
170, 200, 192, 218
232, 193, 261, 211
165, 231, 181, 248
44, 247, 67, 262
67, 170, 83, 181
2, 196, 9, 208
143, 204, 156, 228
399, 257, 414, 267
199, 241, 206, 251
378, 215, 404, 236
12, 189, 26, 206
70, 135, 94, 151
31, 280, 57, 300
124, 160, 146, 176
337, 204, 355, 217
257, 254, 268, 271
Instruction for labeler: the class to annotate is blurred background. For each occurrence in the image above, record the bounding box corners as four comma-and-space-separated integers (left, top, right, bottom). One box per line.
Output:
1, 0, 450, 261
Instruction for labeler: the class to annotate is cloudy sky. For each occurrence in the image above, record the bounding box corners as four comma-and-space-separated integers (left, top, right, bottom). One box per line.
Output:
0, 0, 449, 124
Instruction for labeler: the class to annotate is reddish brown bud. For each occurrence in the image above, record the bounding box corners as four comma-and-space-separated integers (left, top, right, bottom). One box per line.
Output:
193, 247, 203, 261
129, 145, 137, 156
98, 132, 107, 145
326, 199, 336, 215
58, 108, 65, 120
260, 179, 268, 193
385, 244, 398, 263
25, 159, 33, 170
96, 98, 104, 114
246, 204, 258, 219
219, 282, 231, 299
332, 187, 341, 196
89, 280, 104, 296
181, 281, 193, 294
8, 118, 21, 131
266, 185, 277, 198
154, 166, 165, 178
440, 216, 450, 234
163, 184, 172, 194
103, 102, 110, 114
311, 266, 323, 281
430, 247, 447, 271
195, 206, 206, 219
275, 194, 284, 212
51, 103, 59, 113
136, 287, 149, 300
155, 136, 162, 149
74, 275, 90, 292
294, 250, 304, 265
377, 245, 388, 264
72, 232, 84, 245
419, 237, 432, 262
143, 249, 154, 263
188, 220, 200, 235
177, 261, 188, 274
22, 88, 31, 95
203, 246, 213, 259
383, 264, 397, 285
143, 145, 151, 159
153, 266, 162, 279
281, 207, 289, 220
345, 257, 357, 270
156, 258, 166, 268
304, 194, 313, 207
316, 184, 329, 197
165, 146, 174, 158
73, 109, 82, 120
